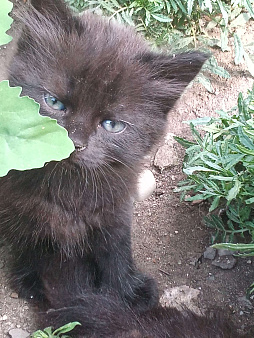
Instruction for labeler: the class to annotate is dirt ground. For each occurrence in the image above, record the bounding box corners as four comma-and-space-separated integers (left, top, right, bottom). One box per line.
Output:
0, 8, 254, 338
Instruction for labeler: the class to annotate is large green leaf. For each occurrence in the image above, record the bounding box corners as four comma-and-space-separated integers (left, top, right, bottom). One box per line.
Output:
0, 80, 74, 177
53, 322, 81, 335
0, 0, 13, 45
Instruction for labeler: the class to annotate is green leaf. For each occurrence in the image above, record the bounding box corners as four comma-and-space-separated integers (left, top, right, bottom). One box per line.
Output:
244, 0, 254, 18
212, 243, 254, 251
0, 81, 74, 177
109, 0, 122, 9
226, 208, 240, 223
174, 184, 197, 193
174, 136, 195, 148
0, 0, 13, 45
150, 13, 172, 23
195, 73, 214, 93
209, 195, 220, 212
174, 0, 187, 14
200, 0, 213, 13
43, 327, 53, 335
234, 33, 245, 65
187, 0, 194, 15
204, 56, 230, 78
224, 154, 245, 171
220, 27, 229, 52
184, 117, 212, 126
31, 330, 49, 338
226, 179, 241, 202
209, 175, 234, 181
217, 0, 228, 25
245, 197, 254, 204
247, 282, 254, 297
53, 322, 81, 335
190, 122, 203, 146
185, 193, 208, 201
237, 144, 254, 155
205, 215, 225, 230
199, 158, 223, 171
238, 127, 254, 149
183, 166, 216, 175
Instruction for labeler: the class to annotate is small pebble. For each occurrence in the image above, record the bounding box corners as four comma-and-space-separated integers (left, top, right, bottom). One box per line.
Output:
9, 328, 30, 338
204, 247, 216, 260
135, 169, 156, 201
189, 259, 197, 266
10, 292, 19, 299
237, 296, 253, 310
212, 256, 237, 270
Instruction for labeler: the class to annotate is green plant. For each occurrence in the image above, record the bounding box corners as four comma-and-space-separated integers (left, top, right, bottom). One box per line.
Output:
0, 0, 74, 178
66, 0, 254, 77
31, 322, 81, 338
175, 85, 254, 295
175, 84, 254, 244
203, 0, 254, 76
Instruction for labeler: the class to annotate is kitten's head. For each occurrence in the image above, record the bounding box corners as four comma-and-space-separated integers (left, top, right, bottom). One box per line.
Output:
9, 0, 208, 171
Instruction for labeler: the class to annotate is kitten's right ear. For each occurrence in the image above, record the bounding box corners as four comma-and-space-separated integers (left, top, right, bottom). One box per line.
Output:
138, 51, 209, 113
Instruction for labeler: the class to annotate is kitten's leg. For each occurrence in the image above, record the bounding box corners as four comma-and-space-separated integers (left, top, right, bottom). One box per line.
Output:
93, 223, 159, 312
9, 246, 97, 303
9, 248, 45, 300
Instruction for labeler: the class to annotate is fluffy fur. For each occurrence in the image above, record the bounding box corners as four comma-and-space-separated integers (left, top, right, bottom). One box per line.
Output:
0, 0, 241, 336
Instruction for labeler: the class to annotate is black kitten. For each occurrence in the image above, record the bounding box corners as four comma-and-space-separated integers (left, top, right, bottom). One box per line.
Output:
0, 0, 238, 336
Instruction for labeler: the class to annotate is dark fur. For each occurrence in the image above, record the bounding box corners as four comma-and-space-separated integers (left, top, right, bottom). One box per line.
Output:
0, 0, 240, 336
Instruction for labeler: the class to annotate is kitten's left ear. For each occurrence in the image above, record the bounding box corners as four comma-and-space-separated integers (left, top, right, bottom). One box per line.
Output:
29, 0, 71, 20
140, 51, 209, 113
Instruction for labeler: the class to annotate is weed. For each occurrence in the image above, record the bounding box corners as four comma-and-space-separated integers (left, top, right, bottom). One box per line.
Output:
175, 84, 254, 247
31, 322, 81, 338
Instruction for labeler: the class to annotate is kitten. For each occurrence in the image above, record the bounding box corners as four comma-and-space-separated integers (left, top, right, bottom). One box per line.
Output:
0, 0, 241, 336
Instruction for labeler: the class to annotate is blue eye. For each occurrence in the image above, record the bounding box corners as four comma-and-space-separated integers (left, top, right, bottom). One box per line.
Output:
44, 93, 66, 111
101, 120, 126, 133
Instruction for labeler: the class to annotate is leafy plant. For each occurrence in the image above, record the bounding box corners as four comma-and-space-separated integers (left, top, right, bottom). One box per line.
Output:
202, 0, 254, 76
65, 0, 253, 91
175, 84, 254, 244
175, 85, 254, 295
0, 0, 74, 178
31, 322, 81, 338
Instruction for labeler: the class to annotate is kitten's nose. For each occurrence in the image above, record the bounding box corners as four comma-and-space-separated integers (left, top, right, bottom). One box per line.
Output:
75, 144, 87, 152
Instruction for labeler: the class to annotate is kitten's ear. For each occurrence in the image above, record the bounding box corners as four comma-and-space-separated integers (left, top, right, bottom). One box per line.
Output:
29, 0, 69, 16
140, 51, 209, 113
27, 0, 72, 24
141, 51, 208, 83
16, 0, 75, 50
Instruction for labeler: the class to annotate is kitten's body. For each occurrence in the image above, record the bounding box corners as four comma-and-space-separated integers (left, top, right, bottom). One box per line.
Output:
0, 0, 241, 336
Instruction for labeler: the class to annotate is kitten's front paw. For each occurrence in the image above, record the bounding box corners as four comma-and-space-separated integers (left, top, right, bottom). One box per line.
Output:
125, 274, 159, 312
10, 271, 45, 302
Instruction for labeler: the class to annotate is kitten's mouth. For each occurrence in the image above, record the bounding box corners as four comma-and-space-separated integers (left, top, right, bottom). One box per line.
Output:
75, 145, 87, 152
